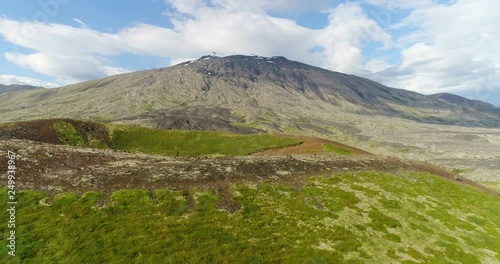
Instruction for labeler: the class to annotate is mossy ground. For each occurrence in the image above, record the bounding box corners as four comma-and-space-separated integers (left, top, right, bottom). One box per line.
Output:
110, 125, 301, 157
322, 144, 354, 155
481, 181, 500, 192
52, 121, 87, 147
1, 171, 499, 263
451, 168, 473, 174
52, 121, 108, 149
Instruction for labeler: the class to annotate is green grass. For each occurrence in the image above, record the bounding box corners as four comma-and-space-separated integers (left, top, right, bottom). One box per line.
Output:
322, 144, 354, 155
52, 121, 86, 147
0, 121, 18, 128
89, 116, 108, 122
110, 125, 301, 157
52, 121, 108, 149
451, 168, 473, 174
1, 171, 499, 263
86, 135, 108, 149
481, 181, 500, 192
398, 148, 411, 153
143, 101, 156, 112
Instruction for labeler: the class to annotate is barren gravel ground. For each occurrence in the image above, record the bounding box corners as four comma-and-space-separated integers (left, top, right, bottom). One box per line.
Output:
281, 111, 500, 183
351, 116, 500, 183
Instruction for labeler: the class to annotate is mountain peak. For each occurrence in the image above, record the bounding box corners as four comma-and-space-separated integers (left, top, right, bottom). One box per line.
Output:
175, 54, 297, 68
171, 54, 322, 89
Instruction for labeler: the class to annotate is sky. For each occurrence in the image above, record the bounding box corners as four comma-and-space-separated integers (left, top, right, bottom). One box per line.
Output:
0, 0, 499, 105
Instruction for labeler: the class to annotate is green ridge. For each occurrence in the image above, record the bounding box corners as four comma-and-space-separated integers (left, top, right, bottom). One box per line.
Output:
110, 125, 301, 157
323, 144, 354, 155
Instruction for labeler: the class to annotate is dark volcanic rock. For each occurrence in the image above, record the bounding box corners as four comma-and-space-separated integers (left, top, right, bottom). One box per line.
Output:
138, 106, 265, 134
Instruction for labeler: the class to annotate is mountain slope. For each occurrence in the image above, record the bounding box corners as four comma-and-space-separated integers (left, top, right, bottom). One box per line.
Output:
431, 93, 500, 116
1, 55, 499, 128
0, 84, 43, 95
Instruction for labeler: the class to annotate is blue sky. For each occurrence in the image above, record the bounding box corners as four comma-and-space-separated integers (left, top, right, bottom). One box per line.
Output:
0, 0, 499, 105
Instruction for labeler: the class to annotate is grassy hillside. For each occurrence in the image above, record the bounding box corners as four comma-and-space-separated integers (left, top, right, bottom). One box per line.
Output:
323, 144, 354, 155
110, 125, 302, 156
481, 182, 500, 192
1, 171, 499, 263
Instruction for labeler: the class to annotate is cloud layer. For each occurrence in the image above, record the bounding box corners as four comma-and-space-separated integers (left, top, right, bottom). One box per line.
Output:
0, 0, 499, 104
371, 0, 500, 104
0, 74, 58, 87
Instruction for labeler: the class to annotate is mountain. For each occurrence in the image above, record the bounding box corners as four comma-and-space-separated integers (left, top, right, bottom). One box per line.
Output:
1, 55, 500, 128
0, 83, 44, 95
431, 93, 500, 116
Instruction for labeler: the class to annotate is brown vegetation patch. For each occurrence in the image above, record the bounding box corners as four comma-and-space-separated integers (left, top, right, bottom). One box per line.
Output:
254, 134, 372, 156
0, 118, 112, 147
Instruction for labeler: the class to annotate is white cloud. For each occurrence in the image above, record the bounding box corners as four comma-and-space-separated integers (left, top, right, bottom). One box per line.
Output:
160, 1, 320, 63
364, 58, 392, 73
317, 2, 392, 74
364, 0, 437, 10
259, 0, 330, 12
0, 19, 126, 56
165, 0, 206, 15
399, 43, 443, 71
166, 0, 330, 15
5, 52, 129, 84
0, 74, 58, 87
72, 18, 89, 28
0, 18, 137, 84
368, 0, 500, 103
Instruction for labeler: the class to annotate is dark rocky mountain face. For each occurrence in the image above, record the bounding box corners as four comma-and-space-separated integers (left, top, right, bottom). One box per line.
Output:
1, 55, 500, 128
0, 84, 44, 95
